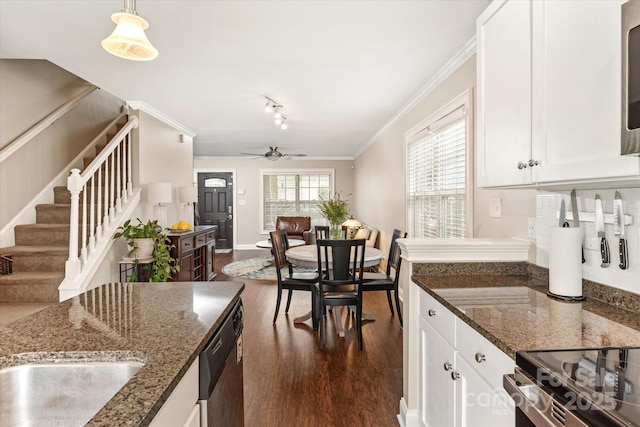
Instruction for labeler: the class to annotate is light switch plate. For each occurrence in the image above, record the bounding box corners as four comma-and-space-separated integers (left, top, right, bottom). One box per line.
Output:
490, 197, 502, 218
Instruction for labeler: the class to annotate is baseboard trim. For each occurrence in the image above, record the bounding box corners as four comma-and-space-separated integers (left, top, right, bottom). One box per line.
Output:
398, 397, 419, 427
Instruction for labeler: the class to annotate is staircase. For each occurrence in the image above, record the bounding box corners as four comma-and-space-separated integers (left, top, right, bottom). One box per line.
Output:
0, 124, 126, 303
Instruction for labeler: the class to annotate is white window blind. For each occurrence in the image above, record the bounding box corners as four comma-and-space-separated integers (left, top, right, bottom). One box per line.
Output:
407, 105, 467, 238
262, 171, 332, 230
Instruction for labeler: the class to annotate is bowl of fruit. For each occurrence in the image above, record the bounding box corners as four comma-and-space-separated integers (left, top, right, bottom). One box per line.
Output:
170, 220, 193, 233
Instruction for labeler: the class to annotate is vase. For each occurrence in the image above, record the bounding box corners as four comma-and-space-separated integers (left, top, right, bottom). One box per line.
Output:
330, 222, 343, 239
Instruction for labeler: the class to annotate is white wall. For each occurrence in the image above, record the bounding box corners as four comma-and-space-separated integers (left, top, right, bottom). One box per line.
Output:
193, 157, 355, 247
0, 59, 123, 226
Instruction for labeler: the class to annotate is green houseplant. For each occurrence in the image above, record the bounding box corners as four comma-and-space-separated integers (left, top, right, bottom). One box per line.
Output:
113, 218, 179, 282
317, 191, 351, 239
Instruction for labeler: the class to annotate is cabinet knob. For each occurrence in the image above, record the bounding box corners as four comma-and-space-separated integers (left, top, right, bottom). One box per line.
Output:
517, 161, 527, 170
428, 309, 436, 317
528, 159, 539, 167
475, 353, 486, 363
451, 371, 460, 381
443, 362, 452, 371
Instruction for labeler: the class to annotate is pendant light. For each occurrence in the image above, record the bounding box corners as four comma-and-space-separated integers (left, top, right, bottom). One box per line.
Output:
101, 0, 159, 61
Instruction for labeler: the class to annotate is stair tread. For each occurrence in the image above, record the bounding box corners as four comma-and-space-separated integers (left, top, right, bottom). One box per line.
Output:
0, 245, 68, 254
15, 224, 70, 229
0, 271, 64, 280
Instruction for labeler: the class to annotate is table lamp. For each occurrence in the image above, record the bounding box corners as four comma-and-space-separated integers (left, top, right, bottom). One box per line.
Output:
147, 182, 172, 228
342, 216, 363, 239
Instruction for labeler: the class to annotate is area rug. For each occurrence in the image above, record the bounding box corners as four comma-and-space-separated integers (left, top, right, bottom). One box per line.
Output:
221, 256, 316, 281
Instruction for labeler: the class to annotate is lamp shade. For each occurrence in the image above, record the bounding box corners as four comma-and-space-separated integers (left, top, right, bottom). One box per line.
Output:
147, 183, 172, 204
178, 186, 198, 204
101, 12, 158, 61
342, 216, 362, 229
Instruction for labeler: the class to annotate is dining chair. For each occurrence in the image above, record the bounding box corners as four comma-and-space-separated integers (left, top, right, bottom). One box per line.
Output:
270, 229, 320, 329
314, 225, 330, 241
316, 238, 367, 350
362, 229, 407, 326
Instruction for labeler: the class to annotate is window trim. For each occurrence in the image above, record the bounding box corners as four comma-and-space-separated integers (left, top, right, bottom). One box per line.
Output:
403, 89, 474, 238
259, 168, 336, 234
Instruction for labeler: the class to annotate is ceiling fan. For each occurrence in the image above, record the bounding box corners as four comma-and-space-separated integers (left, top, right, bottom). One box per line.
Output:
240, 146, 307, 161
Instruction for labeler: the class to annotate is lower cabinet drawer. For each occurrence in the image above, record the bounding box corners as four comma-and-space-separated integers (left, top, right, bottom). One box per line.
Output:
419, 289, 456, 346
195, 234, 206, 248
456, 318, 514, 391
181, 237, 195, 252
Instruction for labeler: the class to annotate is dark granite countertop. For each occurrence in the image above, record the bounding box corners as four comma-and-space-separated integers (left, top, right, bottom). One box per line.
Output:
0, 281, 244, 426
412, 271, 640, 359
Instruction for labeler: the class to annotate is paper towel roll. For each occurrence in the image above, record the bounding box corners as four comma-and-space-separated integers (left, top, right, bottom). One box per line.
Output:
548, 227, 584, 300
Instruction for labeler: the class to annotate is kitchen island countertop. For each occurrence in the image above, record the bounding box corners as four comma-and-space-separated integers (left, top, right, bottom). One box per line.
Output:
0, 281, 244, 426
412, 273, 640, 359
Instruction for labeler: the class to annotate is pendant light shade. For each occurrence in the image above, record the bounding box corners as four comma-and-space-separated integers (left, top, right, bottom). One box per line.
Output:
101, 1, 158, 61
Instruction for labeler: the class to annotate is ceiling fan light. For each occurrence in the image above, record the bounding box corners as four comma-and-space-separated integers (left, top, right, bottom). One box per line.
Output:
101, 12, 158, 61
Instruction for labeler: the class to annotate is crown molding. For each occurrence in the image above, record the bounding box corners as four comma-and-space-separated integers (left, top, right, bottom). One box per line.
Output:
355, 35, 477, 158
126, 101, 196, 137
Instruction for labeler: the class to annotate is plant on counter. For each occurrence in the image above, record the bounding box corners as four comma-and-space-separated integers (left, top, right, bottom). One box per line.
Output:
317, 191, 351, 239
113, 218, 179, 282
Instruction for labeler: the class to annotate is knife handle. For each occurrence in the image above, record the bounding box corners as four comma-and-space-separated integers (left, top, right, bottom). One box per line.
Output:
600, 237, 610, 268
619, 238, 628, 270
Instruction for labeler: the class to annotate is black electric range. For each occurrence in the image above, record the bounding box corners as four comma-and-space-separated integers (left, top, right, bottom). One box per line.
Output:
504, 346, 640, 427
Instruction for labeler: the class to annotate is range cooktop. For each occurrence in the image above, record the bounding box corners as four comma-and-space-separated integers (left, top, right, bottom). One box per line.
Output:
517, 346, 640, 427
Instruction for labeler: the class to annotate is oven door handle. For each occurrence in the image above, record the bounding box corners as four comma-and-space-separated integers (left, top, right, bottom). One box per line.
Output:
504, 373, 556, 427
504, 372, 589, 427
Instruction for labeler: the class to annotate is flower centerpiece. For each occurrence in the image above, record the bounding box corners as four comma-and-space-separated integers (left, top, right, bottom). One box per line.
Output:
317, 191, 351, 239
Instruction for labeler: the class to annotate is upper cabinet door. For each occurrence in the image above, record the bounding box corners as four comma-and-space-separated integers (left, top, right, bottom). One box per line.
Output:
531, 0, 640, 184
477, 0, 640, 188
476, 0, 533, 187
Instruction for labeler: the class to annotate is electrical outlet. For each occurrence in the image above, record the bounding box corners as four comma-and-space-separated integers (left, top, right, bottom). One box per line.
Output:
527, 218, 536, 239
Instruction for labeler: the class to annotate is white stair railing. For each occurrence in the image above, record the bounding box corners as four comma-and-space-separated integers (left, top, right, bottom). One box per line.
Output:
60, 115, 139, 299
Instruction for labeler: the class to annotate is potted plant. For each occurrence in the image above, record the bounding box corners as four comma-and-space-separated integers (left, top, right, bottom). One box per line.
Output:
113, 218, 179, 282
317, 191, 351, 239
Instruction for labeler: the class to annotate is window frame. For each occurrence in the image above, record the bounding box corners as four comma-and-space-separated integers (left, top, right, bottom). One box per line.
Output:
403, 89, 474, 238
260, 168, 336, 234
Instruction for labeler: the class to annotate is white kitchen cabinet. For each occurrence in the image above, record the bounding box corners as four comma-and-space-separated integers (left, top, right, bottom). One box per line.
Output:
419, 318, 456, 427
454, 355, 513, 427
476, 0, 533, 187
454, 319, 514, 427
150, 358, 200, 427
477, 0, 640, 188
418, 288, 514, 427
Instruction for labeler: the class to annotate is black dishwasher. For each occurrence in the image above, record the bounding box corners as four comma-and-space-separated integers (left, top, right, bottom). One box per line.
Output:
199, 298, 244, 427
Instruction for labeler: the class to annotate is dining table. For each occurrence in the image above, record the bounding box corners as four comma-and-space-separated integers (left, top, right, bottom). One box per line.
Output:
285, 244, 383, 337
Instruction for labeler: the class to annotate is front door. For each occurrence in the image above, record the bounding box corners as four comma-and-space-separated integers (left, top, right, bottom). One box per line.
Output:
197, 172, 233, 250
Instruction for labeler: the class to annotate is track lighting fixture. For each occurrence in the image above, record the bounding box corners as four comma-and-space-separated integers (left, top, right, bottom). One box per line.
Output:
264, 96, 289, 130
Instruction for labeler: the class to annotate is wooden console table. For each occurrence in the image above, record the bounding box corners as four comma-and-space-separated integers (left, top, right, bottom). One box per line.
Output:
167, 225, 217, 281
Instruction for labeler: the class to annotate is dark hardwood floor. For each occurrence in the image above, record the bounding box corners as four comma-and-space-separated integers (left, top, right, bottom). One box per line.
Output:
215, 250, 403, 427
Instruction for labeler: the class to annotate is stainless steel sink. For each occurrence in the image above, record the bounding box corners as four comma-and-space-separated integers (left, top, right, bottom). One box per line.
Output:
0, 352, 144, 427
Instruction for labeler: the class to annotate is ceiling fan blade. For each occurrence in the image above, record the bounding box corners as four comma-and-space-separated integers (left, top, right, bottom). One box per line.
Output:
283, 153, 307, 157
240, 153, 266, 156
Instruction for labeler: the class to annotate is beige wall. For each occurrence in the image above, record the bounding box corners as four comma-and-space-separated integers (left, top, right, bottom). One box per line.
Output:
193, 157, 355, 247
0, 59, 123, 226
354, 54, 537, 261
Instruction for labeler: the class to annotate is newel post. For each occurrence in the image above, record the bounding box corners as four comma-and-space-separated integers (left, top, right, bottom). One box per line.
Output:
65, 168, 83, 283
